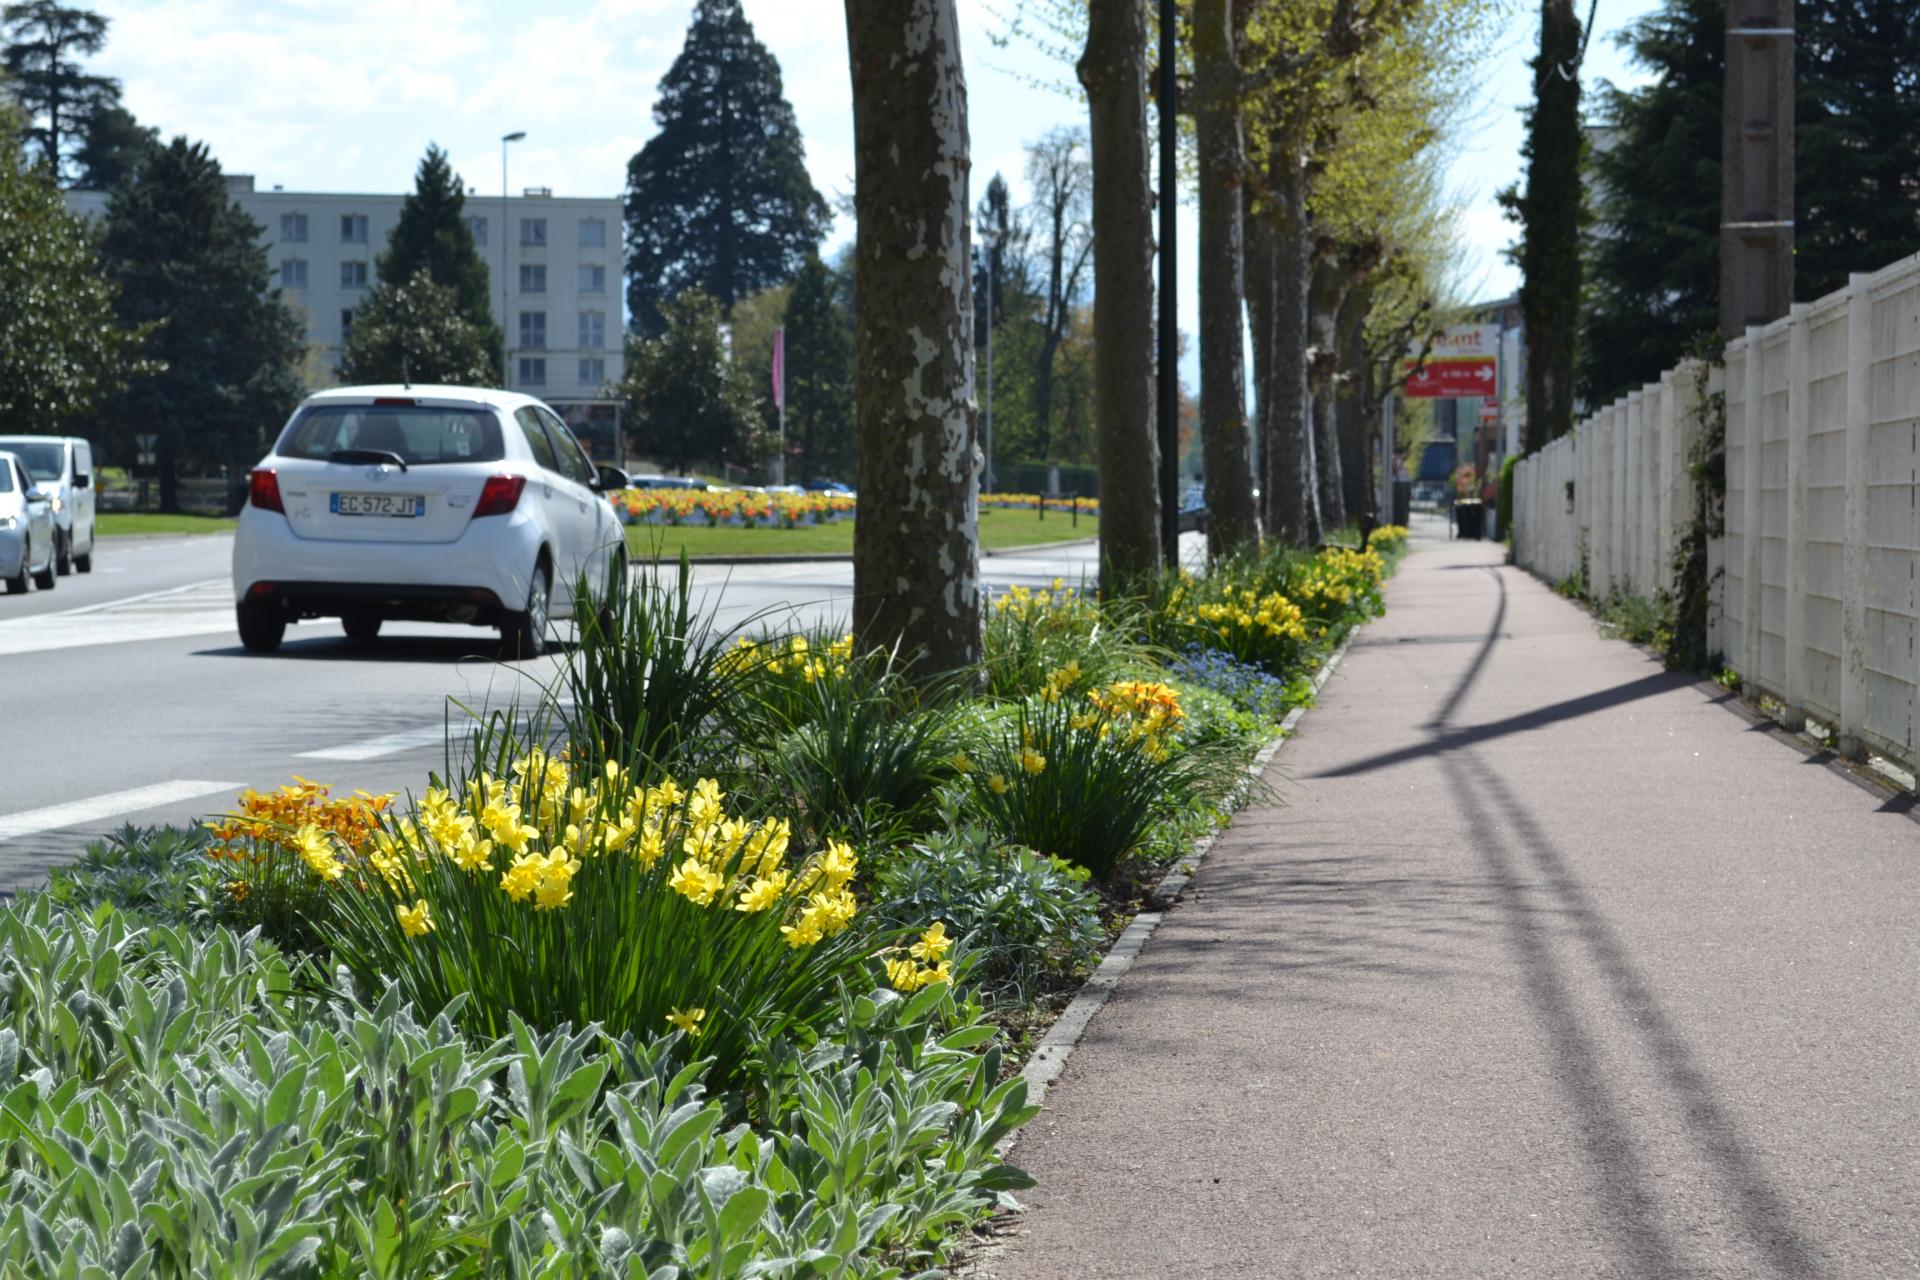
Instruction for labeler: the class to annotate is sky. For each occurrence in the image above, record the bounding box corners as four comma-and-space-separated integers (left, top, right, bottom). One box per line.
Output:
88, 0, 1668, 356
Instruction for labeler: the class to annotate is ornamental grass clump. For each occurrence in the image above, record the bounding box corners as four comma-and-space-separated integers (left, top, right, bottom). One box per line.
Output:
308, 748, 902, 1088
965, 671, 1240, 882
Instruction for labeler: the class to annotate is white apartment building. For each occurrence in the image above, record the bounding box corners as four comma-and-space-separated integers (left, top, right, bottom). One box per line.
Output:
66, 176, 627, 458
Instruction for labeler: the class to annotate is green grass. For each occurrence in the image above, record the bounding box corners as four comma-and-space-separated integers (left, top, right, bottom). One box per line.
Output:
624, 507, 1098, 559
96, 512, 237, 537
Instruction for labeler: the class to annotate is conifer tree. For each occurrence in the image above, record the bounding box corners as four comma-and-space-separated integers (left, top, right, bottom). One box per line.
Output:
625, 0, 830, 337
1, 0, 115, 182
72, 101, 156, 190
782, 256, 855, 484
378, 144, 501, 382
97, 138, 304, 511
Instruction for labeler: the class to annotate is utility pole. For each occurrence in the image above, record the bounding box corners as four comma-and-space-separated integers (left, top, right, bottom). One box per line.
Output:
1155, 0, 1179, 558
1720, 0, 1793, 337
501, 131, 525, 387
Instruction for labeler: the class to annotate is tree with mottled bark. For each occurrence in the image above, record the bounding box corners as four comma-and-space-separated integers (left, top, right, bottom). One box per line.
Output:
1077, 0, 1162, 591
844, 0, 983, 675
1192, 0, 1259, 555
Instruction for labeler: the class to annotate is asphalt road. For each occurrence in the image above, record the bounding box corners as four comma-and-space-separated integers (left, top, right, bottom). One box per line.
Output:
0, 530, 1170, 890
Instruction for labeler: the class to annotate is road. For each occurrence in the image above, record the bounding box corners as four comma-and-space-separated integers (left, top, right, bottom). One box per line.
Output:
0, 530, 1171, 891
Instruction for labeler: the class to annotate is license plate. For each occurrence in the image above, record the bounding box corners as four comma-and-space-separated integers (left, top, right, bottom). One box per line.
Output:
331, 492, 425, 517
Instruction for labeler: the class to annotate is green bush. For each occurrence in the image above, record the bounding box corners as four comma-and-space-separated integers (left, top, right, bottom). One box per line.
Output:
1497, 453, 1518, 542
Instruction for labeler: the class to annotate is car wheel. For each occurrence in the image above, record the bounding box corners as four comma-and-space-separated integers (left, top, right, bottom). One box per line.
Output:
54, 529, 72, 576
3, 542, 26, 594
237, 600, 286, 652
500, 560, 551, 660
341, 611, 382, 642
74, 537, 91, 573
31, 553, 55, 590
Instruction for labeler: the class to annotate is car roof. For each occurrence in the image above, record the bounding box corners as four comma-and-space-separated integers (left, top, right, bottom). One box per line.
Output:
301, 384, 538, 412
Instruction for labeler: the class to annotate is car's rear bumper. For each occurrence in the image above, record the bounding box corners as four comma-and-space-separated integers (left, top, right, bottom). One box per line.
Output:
232, 505, 543, 621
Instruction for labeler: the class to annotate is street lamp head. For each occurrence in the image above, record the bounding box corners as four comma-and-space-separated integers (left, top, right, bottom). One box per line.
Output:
502, 131, 526, 143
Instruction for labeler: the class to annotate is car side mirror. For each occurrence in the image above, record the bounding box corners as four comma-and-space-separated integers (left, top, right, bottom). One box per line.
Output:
597, 465, 629, 491
73, 474, 90, 489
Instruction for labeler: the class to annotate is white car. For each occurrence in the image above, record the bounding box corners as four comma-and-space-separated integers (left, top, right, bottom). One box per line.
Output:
0, 435, 95, 574
0, 451, 57, 594
232, 385, 628, 656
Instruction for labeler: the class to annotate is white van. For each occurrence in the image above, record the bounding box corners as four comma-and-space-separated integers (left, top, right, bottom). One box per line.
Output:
0, 437, 96, 574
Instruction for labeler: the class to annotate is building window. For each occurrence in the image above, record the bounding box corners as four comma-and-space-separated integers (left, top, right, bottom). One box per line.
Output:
519, 263, 546, 293
518, 356, 546, 387
520, 217, 546, 248
578, 357, 606, 388
340, 260, 368, 289
280, 258, 308, 289
578, 310, 605, 349
340, 213, 368, 244
341, 308, 355, 341
519, 311, 546, 350
468, 215, 487, 247
279, 213, 307, 243
578, 263, 606, 294
578, 217, 606, 249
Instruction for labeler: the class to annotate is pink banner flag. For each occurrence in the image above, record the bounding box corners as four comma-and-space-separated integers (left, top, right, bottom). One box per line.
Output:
772, 326, 786, 411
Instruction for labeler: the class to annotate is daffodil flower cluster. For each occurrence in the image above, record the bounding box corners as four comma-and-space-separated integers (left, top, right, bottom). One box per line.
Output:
884, 922, 954, 991
205, 777, 393, 901
718, 632, 856, 684
991, 578, 1100, 631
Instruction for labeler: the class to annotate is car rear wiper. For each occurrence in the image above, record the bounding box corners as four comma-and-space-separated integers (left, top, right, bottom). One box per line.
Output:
328, 449, 409, 472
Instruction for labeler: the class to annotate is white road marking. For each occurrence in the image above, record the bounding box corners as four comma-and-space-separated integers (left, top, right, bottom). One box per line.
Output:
0, 780, 239, 843
298, 725, 451, 762
0, 578, 235, 656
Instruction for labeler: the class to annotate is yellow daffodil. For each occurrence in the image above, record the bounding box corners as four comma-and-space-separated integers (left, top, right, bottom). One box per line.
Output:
910, 921, 952, 963
1020, 746, 1047, 776
395, 898, 435, 938
668, 856, 726, 906
665, 1007, 706, 1036
987, 772, 1009, 795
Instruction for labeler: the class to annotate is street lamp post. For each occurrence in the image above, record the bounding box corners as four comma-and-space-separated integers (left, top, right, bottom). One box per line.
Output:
501, 131, 526, 387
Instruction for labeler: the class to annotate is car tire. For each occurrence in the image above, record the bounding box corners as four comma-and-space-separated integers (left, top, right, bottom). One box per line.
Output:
341, 611, 382, 642
74, 538, 91, 573
31, 554, 55, 590
54, 529, 72, 576
4, 542, 27, 594
500, 560, 551, 660
237, 600, 286, 653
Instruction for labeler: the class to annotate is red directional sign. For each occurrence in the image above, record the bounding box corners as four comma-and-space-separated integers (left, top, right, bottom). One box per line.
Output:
1401, 324, 1499, 399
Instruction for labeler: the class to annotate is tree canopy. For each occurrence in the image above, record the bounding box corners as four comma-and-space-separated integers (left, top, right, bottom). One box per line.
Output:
378, 144, 501, 383
97, 137, 305, 510
619, 288, 758, 475
624, 0, 830, 337
781, 255, 855, 485
2, 0, 119, 183
339, 273, 496, 388
0, 121, 154, 424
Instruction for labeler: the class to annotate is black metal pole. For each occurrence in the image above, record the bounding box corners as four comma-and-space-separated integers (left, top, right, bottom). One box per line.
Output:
1156, 0, 1180, 560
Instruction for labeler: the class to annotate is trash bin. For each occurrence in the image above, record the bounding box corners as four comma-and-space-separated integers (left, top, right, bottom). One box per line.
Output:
1392, 479, 1411, 527
1454, 500, 1485, 540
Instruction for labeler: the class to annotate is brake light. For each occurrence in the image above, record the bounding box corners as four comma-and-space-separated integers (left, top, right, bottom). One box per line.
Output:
473, 474, 525, 517
249, 469, 283, 513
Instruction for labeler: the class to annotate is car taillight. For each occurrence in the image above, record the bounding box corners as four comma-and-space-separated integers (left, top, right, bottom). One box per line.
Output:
473, 475, 525, 518
249, 469, 283, 513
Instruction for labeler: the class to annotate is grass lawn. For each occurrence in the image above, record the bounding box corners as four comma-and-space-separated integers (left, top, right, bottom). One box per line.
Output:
97, 512, 237, 537
624, 507, 1098, 559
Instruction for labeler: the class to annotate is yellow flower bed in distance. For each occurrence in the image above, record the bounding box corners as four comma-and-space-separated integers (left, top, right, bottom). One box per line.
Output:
981, 492, 1099, 514
612, 487, 856, 527
215, 756, 940, 1083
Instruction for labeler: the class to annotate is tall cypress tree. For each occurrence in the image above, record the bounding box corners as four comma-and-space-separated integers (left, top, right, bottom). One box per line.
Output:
1507, 0, 1587, 453
625, 0, 829, 337
1583, 0, 1724, 407
783, 255, 855, 484
378, 144, 502, 382
98, 138, 304, 512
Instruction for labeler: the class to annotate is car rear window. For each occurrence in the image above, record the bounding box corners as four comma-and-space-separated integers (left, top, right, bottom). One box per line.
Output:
0, 440, 65, 478
278, 405, 504, 465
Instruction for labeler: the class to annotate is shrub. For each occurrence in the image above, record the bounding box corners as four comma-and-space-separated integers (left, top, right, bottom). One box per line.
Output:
874, 824, 1104, 1005
43, 823, 221, 925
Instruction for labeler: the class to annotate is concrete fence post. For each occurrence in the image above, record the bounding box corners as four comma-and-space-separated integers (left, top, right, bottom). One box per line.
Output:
1626, 393, 1644, 595
1782, 305, 1811, 729
1838, 274, 1872, 757
1740, 328, 1764, 680
1657, 371, 1677, 592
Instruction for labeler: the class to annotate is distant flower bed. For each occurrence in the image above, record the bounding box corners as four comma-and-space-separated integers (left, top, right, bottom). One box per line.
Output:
612, 486, 856, 528
982, 491, 1099, 514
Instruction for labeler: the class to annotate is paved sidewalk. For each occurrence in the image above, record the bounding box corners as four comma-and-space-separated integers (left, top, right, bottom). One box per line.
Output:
979, 523, 1920, 1279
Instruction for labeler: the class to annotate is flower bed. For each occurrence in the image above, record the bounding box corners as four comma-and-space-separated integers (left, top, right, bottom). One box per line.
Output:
13, 532, 1401, 1275
612, 486, 857, 528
